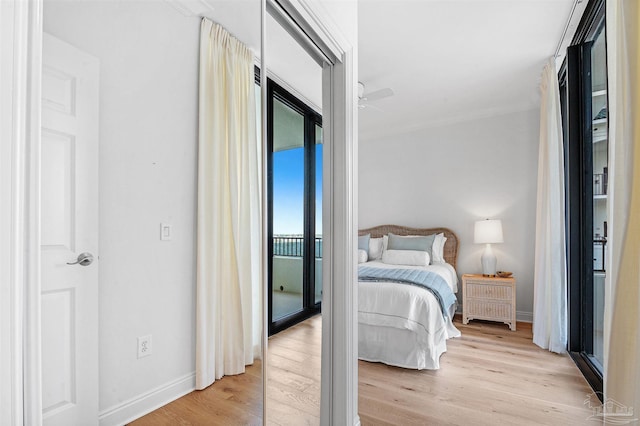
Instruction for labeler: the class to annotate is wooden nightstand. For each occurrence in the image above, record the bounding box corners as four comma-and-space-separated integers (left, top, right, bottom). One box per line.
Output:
462, 274, 516, 331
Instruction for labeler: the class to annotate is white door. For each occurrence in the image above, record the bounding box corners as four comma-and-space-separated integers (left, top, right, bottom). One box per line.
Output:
41, 33, 99, 426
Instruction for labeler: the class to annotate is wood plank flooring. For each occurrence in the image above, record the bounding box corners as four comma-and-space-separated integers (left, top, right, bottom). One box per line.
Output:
130, 315, 596, 425
359, 318, 596, 425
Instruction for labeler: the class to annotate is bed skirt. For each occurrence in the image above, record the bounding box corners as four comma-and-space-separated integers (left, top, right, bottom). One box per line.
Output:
358, 323, 448, 370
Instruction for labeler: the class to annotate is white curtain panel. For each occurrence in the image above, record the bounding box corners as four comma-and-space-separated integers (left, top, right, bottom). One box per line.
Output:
196, 18, 261, 390
604, 0, 640, 416
532, 59, 567, 354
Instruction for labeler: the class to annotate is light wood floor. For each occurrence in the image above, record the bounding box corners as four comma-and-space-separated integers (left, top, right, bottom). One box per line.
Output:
130, 315, 595, 425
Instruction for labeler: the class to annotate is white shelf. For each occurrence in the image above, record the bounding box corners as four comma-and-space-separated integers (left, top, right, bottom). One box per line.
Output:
592, 89, 607, 97
593, 118, 607, 125
594, 194, 607, 200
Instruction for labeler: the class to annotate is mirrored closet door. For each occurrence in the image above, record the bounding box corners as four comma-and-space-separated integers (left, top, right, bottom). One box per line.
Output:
265, 5, 324, 423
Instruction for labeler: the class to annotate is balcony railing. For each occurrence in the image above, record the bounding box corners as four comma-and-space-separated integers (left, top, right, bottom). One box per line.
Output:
273, 236, 322, 258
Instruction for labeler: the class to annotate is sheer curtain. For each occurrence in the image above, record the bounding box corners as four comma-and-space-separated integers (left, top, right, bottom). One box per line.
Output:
195, 18, 262, 390
532, 59, 568, 354
604, 0, 640, 416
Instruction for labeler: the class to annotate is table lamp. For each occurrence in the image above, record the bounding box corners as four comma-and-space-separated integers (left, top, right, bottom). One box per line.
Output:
474, 219, 503, 277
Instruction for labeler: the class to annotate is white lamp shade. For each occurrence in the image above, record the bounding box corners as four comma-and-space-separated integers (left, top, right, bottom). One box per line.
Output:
474, 219, 504, 244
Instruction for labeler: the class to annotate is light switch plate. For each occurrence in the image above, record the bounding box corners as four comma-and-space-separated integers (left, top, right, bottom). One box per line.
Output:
160, 223, 172, 241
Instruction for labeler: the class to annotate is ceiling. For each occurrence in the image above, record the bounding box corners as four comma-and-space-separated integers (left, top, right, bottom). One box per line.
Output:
188, 0, 576, 142
357, 0, 575, 141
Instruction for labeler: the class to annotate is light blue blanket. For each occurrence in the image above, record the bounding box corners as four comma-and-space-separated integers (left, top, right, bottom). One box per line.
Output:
358, 266, 457, 319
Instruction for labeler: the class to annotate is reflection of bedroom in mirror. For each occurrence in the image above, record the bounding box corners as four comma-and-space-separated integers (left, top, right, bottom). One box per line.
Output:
41, 0, 264, 424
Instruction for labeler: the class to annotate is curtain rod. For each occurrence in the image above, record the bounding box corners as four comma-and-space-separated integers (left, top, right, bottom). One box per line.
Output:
554, 0, 583, 58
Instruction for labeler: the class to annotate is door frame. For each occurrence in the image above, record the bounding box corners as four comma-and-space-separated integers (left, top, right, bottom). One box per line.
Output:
1, 0, 43, 424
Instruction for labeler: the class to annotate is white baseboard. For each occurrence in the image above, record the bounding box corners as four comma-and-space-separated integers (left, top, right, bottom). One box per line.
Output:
98, 372, 195, 426
455, 307, 533, 324
516, 311, 533, 323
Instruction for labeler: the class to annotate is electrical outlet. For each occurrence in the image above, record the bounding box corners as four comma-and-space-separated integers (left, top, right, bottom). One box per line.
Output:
137, 335, 152, 358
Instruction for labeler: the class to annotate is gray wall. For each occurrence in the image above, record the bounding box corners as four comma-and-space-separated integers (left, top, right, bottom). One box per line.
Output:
359, 109, 540, 319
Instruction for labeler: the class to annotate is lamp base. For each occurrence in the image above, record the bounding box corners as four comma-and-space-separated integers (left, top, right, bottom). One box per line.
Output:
481, 244, 497, 277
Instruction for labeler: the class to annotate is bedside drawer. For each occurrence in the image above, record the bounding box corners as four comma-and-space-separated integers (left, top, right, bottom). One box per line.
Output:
466, 282, 513, 301
462, 274, 516, 331
466, 299, 512, 321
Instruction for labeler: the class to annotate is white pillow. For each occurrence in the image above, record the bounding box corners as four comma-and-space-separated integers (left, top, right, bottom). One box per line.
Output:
432, 233, 447, 263
382, 249, 430, 267
358, 249, 369, 264
382, 233, 445, 265
368, 237, 384, 260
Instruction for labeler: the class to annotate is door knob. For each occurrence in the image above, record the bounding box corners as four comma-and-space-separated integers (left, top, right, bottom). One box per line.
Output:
67, 252, 94, 266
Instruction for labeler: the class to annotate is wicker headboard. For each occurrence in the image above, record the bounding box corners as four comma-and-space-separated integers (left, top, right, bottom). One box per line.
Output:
358, 225, 459, 270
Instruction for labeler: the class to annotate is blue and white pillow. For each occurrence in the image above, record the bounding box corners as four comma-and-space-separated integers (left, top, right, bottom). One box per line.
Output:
387, 233, 435, 261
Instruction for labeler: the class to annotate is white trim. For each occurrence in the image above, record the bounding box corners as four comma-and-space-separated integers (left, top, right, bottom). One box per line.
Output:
260, 1, 269, 423
455, 308, 534, 324
321, 52, 360, 426
163, 0, 216, 17
1, 0, 42, 424
98, 373, 196, 426
0, 4, 23, 424
517, 311, 534, 323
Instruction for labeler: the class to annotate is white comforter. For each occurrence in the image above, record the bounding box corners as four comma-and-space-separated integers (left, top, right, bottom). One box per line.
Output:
358, 261, 461, 369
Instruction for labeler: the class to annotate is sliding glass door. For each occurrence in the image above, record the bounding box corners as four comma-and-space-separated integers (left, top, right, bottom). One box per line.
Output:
268, 80, 322, 335
589, 26, 607, 370
562, 0, 606, 395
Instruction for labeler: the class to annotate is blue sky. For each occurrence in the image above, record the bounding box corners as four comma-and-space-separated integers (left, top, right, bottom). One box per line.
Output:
273, 145, 322, 235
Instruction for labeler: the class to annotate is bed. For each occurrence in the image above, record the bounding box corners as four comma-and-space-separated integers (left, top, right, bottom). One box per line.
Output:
357, 225, 461, 370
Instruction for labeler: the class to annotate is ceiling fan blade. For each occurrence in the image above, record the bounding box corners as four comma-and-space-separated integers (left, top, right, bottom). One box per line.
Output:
363, 88, 394, 102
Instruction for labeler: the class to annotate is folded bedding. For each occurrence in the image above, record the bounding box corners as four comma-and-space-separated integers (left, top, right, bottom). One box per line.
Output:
358, 265, 456, 319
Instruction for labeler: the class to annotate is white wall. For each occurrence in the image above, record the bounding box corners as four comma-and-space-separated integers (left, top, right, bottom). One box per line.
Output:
272, 257, 323, 296
43, 1, 205, 422
359, 109, 539, 320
